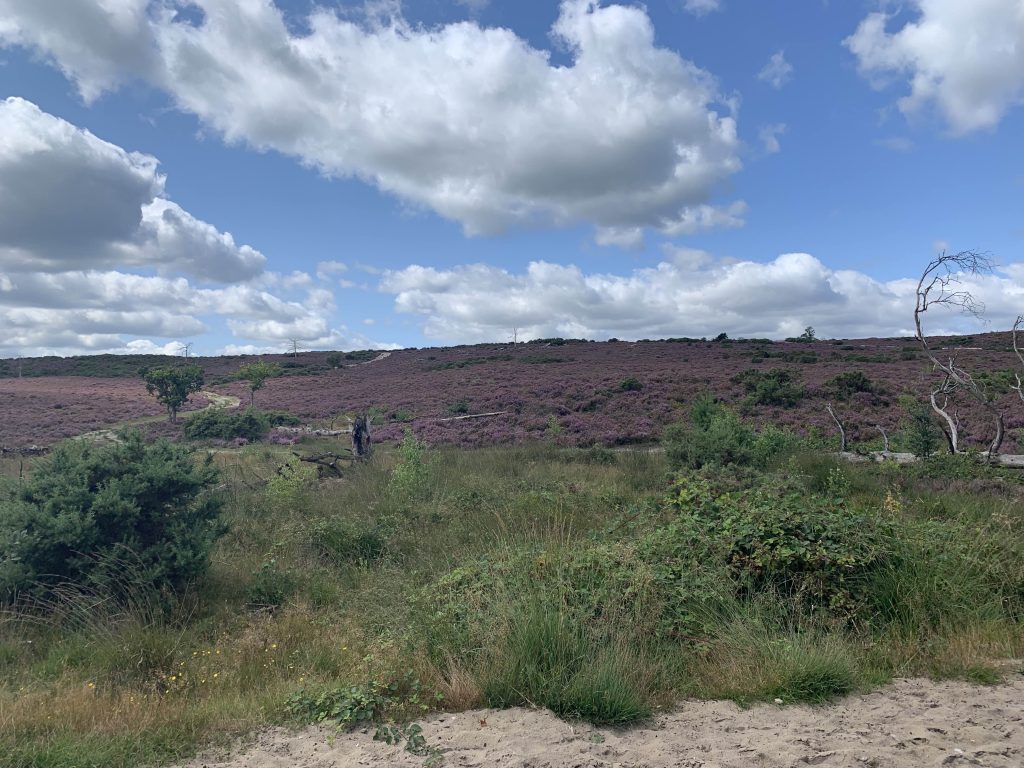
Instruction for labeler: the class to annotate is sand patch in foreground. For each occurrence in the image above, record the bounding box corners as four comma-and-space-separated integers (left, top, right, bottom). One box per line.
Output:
187, 676, 1023, 768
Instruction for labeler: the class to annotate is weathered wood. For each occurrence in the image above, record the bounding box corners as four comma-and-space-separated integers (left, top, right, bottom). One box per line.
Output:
352, 413, 372, 459
435, 411, 509, 423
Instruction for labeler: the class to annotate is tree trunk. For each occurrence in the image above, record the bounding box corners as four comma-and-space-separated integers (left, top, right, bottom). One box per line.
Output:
930, 390, 958, 453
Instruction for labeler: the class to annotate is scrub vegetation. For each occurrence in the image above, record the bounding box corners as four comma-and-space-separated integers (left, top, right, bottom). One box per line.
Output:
1, 408, 1021, 768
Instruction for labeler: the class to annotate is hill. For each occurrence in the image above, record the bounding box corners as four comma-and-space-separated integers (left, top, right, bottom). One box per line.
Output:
3, 333, 1023, 451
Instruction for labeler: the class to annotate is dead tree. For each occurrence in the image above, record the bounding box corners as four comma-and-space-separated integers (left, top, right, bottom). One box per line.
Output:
875, 425, 890, 453
825, 403, 847, 453
1011, 315, 1024, 404
913, 250, 1004, 456
351, 413, 372, 459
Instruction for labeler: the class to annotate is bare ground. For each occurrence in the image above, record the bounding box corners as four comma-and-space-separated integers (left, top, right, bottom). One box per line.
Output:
185, 675, 1023, 768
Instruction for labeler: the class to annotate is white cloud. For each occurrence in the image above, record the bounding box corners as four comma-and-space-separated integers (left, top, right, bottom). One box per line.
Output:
0, 0, 745, 244
683, 0, 721, 17
845, 0, 1024, 134
380, 253, 1024, 343
0, 97, 265, 282
757, 50, 793, 89
0, 99, 391, 356
758, 123, 786, 154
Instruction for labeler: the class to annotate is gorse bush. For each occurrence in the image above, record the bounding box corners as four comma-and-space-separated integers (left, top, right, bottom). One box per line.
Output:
0, 431, 223, 600
184, 408, 299, 442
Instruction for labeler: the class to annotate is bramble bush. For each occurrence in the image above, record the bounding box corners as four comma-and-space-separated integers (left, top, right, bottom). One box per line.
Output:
0, 431, 223, 600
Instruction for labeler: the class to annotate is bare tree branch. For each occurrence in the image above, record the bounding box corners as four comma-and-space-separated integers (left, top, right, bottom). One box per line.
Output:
913, 250, 1003, 456
825, 402, 846, 453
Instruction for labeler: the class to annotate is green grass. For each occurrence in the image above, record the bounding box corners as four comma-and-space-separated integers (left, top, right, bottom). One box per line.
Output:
1, 439, 1022, 766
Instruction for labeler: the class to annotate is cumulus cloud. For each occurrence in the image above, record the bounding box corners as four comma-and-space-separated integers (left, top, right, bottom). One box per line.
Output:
757, 50, 793, 89
683, 0, 721, 17
380, 253, 1024, 343
0, 0, 745, 244
0, 99, 387, 356
845, 0, 1024, 134
0, 97, 265, 281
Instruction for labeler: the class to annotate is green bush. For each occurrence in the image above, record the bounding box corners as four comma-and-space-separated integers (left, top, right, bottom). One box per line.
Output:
824, 370, 877, 400
183, 408, 298, 441
619, 377, 643, 392
900, 398, 942, 458
662, 475, 893, 617
311, 518, 388, 565
662, 394, 799, 471
732, 368, 806, 407
0, 431, 223, 599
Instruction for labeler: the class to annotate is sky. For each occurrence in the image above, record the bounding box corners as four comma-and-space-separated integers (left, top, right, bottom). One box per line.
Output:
0, 0, 1023, 357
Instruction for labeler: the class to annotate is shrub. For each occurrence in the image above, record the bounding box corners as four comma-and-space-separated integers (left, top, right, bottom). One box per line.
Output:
0, 431, 223, 599
390, 432, 432, 500
824, 370, 876, 400
184, 408, 299, 441
731, 369, 805, 407
447, 400, 470, 415
619, 377, 643, 392
902, 398, 942, 457
662, 394, 799, 471
663, 475, 893, 617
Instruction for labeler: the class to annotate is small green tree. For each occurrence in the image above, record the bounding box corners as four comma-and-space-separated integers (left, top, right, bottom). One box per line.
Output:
237, 361, 281, 407
799, 326, 817, 342
141, 365, 204, 422
0, 431, 223, 599
901, 397, 940, 458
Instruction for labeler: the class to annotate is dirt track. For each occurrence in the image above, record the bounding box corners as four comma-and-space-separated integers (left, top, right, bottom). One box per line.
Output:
186, 675, 1023, 768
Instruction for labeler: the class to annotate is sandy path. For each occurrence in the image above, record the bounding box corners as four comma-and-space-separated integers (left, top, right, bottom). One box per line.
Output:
187, 676, 1023, 768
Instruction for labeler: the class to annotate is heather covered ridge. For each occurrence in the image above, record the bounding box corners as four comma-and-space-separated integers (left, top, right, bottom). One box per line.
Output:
4, 332, 1024, 452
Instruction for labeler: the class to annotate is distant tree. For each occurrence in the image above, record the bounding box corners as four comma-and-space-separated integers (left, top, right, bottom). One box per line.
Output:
713, 332, 729, 342
287, 339, 303, 357
142, 365, 205, 422
799, 326, 816, 342
237, 361, 281, 407
326, 352, 343, 368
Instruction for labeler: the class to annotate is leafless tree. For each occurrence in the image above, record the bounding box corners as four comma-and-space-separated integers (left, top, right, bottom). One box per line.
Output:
1010, 315, 1024, 404
287, 339, 303, 358
913, 250, 1003, 455
511, 327, 520, 345
875, 425, 890, 453
178, 342, 194, 358
825, 403, 846, 453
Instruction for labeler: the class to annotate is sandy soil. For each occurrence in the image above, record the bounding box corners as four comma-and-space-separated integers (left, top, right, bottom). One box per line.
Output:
186, 676, 1023, 768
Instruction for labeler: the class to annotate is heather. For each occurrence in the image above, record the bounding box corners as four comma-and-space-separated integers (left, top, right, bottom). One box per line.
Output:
5, 333, 1024, 452
1, 431, 1021, 767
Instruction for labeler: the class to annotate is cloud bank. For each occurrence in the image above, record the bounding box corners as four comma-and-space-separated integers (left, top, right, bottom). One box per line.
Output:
0, 0, 745, 245
0, 98, 382, 356
380, 252, 1024, 343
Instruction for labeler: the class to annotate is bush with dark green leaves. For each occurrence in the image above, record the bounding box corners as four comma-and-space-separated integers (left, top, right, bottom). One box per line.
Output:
183, 408, 299, 441
659, 475, 894, 618
0, 431, 223, 600
731, 368, 806, 407
823, 370, 877, 400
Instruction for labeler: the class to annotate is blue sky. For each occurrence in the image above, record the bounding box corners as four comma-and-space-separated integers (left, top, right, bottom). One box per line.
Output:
1, 0, 1022, 356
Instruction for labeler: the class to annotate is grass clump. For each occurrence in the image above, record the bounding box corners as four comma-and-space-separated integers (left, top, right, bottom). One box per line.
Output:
481, 602, 652, 725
